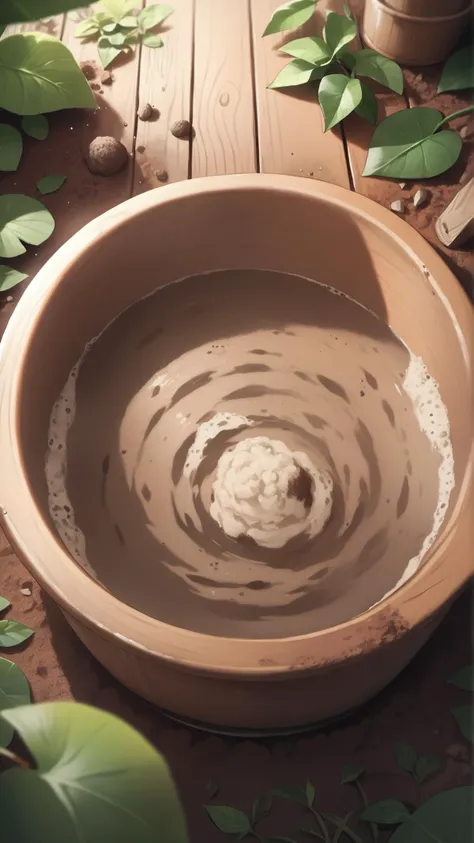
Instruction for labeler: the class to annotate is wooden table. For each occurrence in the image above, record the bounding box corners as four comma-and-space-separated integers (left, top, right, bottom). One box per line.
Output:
0, 3, 472, 841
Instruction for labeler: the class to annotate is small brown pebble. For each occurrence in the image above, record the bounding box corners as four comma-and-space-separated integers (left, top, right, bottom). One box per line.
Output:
391, 199, 405, 214
138, 102, 154, 121
171, 119, 192, 139
86, 136, 129, 176
399, 182, 407, 189
80, 61, 96, 80
155, 168, 169, 182
101, 70, 113, 85
90, 82, 100, 91
20, 587, 32, 596
446, 743, 470, 763
460, 125, 470, 139
413, 188, 429, 208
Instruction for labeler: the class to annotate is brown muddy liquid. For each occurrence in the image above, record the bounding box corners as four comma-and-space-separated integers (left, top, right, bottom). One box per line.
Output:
62, 270, 441, 638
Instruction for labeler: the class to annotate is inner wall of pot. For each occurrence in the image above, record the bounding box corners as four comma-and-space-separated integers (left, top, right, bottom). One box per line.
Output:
17, 186, 471, 595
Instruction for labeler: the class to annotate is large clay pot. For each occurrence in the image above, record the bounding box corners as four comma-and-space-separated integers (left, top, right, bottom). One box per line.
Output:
0, 175, 472, 731
362, 0, 471, 66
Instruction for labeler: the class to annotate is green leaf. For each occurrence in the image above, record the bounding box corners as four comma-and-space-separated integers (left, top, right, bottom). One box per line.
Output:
0, 24, 6, 38
271, 785, 308, 804
305, 780, 315, 807
75, 18, 101, 38
0, 265, 28, 292
0, 597, 10, 612
323, 11, 357, 56
0, 33, 96, 115
102, 22, 119, 33
353, 48, 403, 94
0, 124, 22, 171
341, 762, 365, 784
268, 57, 325, 88
452, 705, 473, 743
361, 800, 410, 825
0, 657, 31, 748
414, 754, 441, 784
37, 174, 67, 195
138, 4, 174, 31
101, 0, 135, 21
449, 665, 474, 691
251, 793, 273, 825
389, 787, 472, 843
0, 619, 35, 647
142, 32, 164, 48
319, 74, 362, 130
438, 46, 474, 93
0, 702, 188, 843
120, 15, 139, 27
0, 195, 55, 259
394, 740, 418, 773
263, 0, 318, 36
363, 108, 462, 179
0, 1, 95, 25
21, 114, 49, 140
205, 805, 251, 835
280, 36, 331, 65
355, 81, 378, 123
98, 36, 124, 68
104, 31, 128, 45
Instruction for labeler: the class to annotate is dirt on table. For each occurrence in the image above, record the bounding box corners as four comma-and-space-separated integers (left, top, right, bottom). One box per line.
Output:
1, 528, 471, 842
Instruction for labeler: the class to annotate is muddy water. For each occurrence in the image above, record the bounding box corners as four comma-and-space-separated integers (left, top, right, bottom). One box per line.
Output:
46, 270, 452, 638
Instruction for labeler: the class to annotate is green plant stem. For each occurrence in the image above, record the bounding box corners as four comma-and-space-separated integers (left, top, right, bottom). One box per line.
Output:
0, 745, 30, 769
320, 813, 366, 843
355, 781, 378, 842
333, 812, 354, 843
435, 104, 474, 130
309, 808, 331, 843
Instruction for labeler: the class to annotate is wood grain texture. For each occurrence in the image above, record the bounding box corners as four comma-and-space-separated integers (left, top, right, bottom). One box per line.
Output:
133, 0, 194, 194
250, 0, 350, 187
191, 0, 257, 177
435, 179, 474, 248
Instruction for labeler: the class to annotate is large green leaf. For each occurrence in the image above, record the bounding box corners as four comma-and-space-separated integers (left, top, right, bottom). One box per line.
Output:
0, 597, 11, 612
138, 4, 174, 31
0, 702, 188, 843
0, 657, 31, 748
0, 123, 22, 171
389, 787, 472, 843
0, 33, 96, 115
0, 619, 35, 647
280, 36, 331, 64
452, 705, 473, 743
319, 74, 362, 130
438, 46, 473, 93
363, 108, 462, 179
353, 48, 403, 94
361, 800, 410, 825
323, 11, 357, 56
355, 81, 378, 123
268, 57, 327, 88
449, 664, 474, 691
0, 1, 95, 24
263, 0, 318, 36
205, 805, 251, 835
0, 194, 55, 259
0, 265, 28, 292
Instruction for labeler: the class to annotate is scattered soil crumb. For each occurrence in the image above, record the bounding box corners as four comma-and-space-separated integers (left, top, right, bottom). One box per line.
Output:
90, 82, 101, 91
86, 137, 129, 176
80, 61, 96, 80
171, 119, 192, 139
101, 71, 113, 85
155, 168, 168, 182
138, 103, 154, 121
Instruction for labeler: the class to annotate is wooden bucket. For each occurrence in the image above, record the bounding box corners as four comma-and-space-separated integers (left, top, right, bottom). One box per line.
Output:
362, 0, 472, 66
382, 0, 469, 15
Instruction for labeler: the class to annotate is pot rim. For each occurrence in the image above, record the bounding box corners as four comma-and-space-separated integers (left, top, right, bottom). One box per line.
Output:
0, 174, 472, 677
367, 0, 471, 23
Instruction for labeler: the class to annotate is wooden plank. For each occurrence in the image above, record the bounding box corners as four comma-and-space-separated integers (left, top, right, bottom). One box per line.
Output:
250, 0, 350, 187
133, 0, 194, 193
3, 15, 64, 37
191, 0, 257, 177
435, 178, 474, 248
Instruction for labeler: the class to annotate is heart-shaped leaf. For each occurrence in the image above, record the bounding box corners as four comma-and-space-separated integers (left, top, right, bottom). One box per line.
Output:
414, 754, 441, 784
268, 57, 326, 88
0, 1, 95, 25
37, 174, 67, 195
205, 805, 251, 835
341, 762, 365, 784
361, 800, 410, 825
0, 597, 10, 612
394, 740, 418, 773
75, 18, 100, 39
0, 265, 28, 292
0, 33, 96, 115
138, 4, 174, 31
363, 108, 462, 179
271, 785, 308, 804
101, 0, 135, 21
120, 15, 139, 28
98, 36, 124, 68
438, 46, 473, 93
0, 702, 188, 843
449, 665, 474, 691
323, 11, 357, 56
452, 705, 473, 743
0, 619, 35, 647
281, 36, 331, 65
389, 787, 471, 843
319, 74, 362, 130
21, 114, 49, 141
355, 81, 378, 123
0, 195, 55, 259
263, 0, 318, 36
353, 48, 403, 95
0, 657, 31, 747
142, 32, 164, 48
0, 124, 22, 171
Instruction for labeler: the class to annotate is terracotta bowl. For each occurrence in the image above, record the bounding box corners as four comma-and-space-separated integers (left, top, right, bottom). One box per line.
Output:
0, 175, 472, 731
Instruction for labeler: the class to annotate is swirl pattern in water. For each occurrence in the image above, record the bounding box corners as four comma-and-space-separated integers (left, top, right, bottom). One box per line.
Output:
46, 270, 453, 638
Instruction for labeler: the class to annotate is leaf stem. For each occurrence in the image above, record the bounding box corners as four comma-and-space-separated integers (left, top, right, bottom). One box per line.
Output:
320, 812, 367, 843
435, 105, 474, 130
309, 807, 331, 843
0, 745, 30, 769
355, 781, 378, 842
